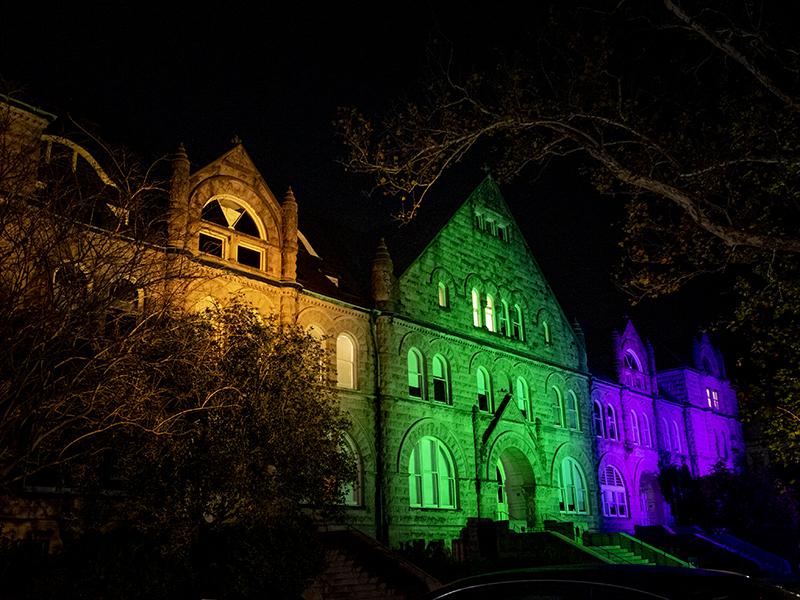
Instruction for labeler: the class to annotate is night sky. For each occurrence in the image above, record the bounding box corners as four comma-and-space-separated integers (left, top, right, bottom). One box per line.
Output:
1, 3, 720, 372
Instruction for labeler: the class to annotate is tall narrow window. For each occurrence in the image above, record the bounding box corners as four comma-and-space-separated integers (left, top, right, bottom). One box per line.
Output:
307, 324, 327, 383
477, 367, 492, 412
606, 405, 618, 440
471, 288, 481, 327
437, 282, 448, 308
600, 465, 628, 518
662, 418, 671, 451
408, 436, 456, 509
515, 377, 529, 418
641, 413, 652, 448
432, 355, 449, 403
711, 389, 719, 410
496, 461, 508, 520
566, 391, 579, 430
336, 333, 356, 389
630, 410, 641, 445
499, 300, 510, 336
672, 420, 682, 453
706, 387, 713, 409
553, 387, 564, 426
341, 435, 362, 507
559, 458, 587, 514
593, 401, 604, 438
407, 349, 424, 399
513, 305, 524, 340
484, 295, 496, 332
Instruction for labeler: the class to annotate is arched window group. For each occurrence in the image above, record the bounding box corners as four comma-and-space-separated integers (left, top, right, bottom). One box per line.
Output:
661, 417, 682, 453
622, 349, 647, 391
559, 457, 588, 514
408, 436, 456, 509
554, 387, 580, 430
199, 196, 266, 270
469, 287, 524, 341
599, 465, 628, 518
406, 348, 451, 404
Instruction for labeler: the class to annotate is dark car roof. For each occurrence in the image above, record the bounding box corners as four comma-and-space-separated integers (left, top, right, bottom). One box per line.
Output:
422, 564, 799, 600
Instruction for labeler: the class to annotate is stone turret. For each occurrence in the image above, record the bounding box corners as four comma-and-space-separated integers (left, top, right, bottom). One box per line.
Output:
281, 187, 298, 282
371, 237, 395, 310
168, 143, 190, 248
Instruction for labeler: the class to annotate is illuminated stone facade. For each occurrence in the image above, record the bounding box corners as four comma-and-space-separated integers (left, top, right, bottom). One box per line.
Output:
2, 100, 744, 549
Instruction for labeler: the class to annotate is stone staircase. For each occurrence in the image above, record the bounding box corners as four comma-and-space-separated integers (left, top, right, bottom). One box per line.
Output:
590, 544, 655, 565
304, 528, 439, 600
582, 531, 691, 568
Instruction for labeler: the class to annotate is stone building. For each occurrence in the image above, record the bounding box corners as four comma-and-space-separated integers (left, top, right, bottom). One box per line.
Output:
1, 98, 744, 550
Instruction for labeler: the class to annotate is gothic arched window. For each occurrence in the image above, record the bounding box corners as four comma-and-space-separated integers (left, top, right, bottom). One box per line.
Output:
336, 333, 356, 389
407, 348, 424, 399
408, 437, 456, 509
477, 367, 492, 412
432, 354, 450, 403
600, 465, 628, 518
559, 458, 588, 514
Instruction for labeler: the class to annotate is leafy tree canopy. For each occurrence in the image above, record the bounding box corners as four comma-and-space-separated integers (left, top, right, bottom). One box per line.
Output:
0, 106, 353, 597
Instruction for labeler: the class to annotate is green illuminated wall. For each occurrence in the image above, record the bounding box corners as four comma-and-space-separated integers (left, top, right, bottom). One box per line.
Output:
376, 177, 598, 545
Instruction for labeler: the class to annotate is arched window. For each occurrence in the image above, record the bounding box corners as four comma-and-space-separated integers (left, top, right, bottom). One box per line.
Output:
513, 305, 524, 341
672, 420, 682, 453
477, 367, 492, 412
432, 355, 450, 403
341, 435, 362, 507
437, 281, 449, 308
641, 413, 652, 448
471, 288, 481, 327
336, 333, 356, 389
515, 376, 529, 418
53, 263, 89, 309
307, 324, 327, 383
559, 457, 587, 514
566, 391, 579, 430
407, 348, 424, 399
552, 386, 564, 426
499, 300, 510, 336
630, 410, 641, 445
623, 350, 641, 371
105, 278, 140, 336
484, 295, 496, 332
721, 431, 728, 459
605, 405, 617, 440
599, 465, 628, 518
623, 350, 646, 390
662, 418, 671, 451
200, 197, 265, 270
593, 401, 604, 438
408, 436, 456, 509
496, 460, 508, 520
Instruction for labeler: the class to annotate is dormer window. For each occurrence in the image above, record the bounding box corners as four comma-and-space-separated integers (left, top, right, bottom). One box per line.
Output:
199, 196, 266, 270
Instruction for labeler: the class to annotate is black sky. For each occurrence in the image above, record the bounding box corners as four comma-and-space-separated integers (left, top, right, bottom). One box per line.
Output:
1, 3, 720, 370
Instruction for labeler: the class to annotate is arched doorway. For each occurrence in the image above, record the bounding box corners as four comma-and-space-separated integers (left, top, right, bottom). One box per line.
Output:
638, 472, 667, 526
494, 447, 536, 531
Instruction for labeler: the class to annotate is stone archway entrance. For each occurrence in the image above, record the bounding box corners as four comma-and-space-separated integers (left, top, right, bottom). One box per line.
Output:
494, 447, 536, 531
639, 472, 667, 526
